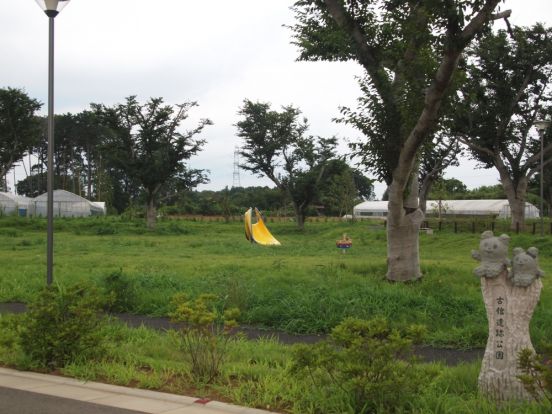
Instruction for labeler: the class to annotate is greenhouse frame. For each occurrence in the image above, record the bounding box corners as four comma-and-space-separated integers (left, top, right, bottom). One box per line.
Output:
0, 192, 32, 216
29, 190, 106, 217
353, 199, 540, 219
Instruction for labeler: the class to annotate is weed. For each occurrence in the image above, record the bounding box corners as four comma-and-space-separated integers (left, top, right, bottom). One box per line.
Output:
95, 225, 118, 235
170, 293, 240, 384
102, 269, 137, 313
518, 345, 552, 405
0, 228, 19, 237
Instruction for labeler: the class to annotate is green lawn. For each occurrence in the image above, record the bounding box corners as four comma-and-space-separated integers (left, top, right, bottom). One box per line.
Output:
0, 215, 550, 349
1, 215, 551, 413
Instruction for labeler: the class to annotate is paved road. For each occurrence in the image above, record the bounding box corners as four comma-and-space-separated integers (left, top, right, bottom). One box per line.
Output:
0, 386, 146, 414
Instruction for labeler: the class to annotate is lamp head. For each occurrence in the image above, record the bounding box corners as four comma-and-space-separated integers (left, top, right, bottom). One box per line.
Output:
35, 0, 70, 17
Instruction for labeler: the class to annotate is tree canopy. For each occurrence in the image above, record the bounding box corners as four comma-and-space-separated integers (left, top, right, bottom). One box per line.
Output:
93, 96, 211, 228
236, 99, 340, 229
0, 88, 41, 190
455, 24, 552, 228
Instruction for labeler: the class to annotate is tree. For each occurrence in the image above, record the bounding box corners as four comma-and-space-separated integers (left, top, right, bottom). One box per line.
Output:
72, 110, 107, 199
16, 172, 63, 197
319, 162, 375, 216
93, 96, 211, 229
462, 184, 506, 200
156, 168, 210, 207
0, 88, 41, 190
455, 24, 552, 230
419, 135, 461, 213
290, 0, 508, 281
236, 99, 338, 229
428, 177, 468, 199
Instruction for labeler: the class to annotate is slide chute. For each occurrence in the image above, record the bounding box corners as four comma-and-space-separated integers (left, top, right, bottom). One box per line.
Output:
244, 207, 281, 246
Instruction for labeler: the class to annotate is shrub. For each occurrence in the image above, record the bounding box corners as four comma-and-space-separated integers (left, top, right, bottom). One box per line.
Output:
19, 283, 107, 369
291, 317, 428, 413
102, 269, 137, 313
169, 293, 239, 384
518, 345, 552, 405
0, 314, 22, 350
95, 225, 117, 235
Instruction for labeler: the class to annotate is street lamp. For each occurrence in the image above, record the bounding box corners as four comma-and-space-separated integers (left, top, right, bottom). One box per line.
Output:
534, 118, 551, 237
35, 0, 71, 285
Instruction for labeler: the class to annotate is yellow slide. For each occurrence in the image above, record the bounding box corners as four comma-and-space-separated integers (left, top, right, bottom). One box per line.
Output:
244, 208, 281, 246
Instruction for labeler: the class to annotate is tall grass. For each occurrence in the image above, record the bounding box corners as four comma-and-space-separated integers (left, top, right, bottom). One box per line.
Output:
0, 216, 550, 349
2, 316, 548, 413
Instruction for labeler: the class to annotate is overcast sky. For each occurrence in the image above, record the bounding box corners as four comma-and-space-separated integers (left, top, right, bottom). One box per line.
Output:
2, 0, 551, 199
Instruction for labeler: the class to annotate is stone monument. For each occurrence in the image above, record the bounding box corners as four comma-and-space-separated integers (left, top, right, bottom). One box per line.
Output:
472, 231, 544, 401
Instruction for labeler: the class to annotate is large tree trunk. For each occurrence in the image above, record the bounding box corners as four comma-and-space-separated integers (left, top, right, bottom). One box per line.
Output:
418, 179, 433, 214
295, 207, 306, 230
499, 167, 528, 231
508, 198, 526, 232
146, 196, 157, 230
386, 175, 424, 282
387, 211, 424, 281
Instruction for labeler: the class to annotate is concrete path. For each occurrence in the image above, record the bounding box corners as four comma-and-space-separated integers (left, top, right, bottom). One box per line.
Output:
0, 367, 272, 414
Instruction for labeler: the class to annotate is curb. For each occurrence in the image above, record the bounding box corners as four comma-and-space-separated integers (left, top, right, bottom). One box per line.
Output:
0, 367, 272, 414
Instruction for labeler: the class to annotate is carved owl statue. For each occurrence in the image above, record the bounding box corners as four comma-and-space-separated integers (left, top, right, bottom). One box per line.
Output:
472, 231, 510, 278
509, 247, 544, 287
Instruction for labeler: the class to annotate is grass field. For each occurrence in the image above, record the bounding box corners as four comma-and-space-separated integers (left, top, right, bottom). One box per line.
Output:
1, 215, 551, 412
0, 215, 550, 349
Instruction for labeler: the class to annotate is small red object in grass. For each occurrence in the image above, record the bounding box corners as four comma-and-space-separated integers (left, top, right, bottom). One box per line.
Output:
194, 398, 211, 404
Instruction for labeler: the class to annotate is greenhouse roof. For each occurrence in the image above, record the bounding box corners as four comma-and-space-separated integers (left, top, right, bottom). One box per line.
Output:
34, 189, 92, 202
0, 192, 31, 204
354, 199, 538, 213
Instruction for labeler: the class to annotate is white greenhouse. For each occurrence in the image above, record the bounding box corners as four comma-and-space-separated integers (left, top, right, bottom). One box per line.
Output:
29, 190, 106, 217
0, 192, 32, 216
353, 199, 540, 219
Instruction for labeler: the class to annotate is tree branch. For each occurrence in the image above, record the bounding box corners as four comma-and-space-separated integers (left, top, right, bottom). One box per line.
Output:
323, 0, 398, 115
395, 0, 502, 196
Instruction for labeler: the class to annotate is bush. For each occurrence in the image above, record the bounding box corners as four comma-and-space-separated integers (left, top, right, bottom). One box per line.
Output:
291, 317, 428, 413
518, 345, 552, 405
19, 283, 107, 369
102, 269, 137, 313
95, 225, 117, 235
170, 293, 239, 384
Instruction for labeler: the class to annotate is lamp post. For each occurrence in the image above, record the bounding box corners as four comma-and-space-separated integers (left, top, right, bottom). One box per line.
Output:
534, 118, 551, 237
35, 0, 71, 285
